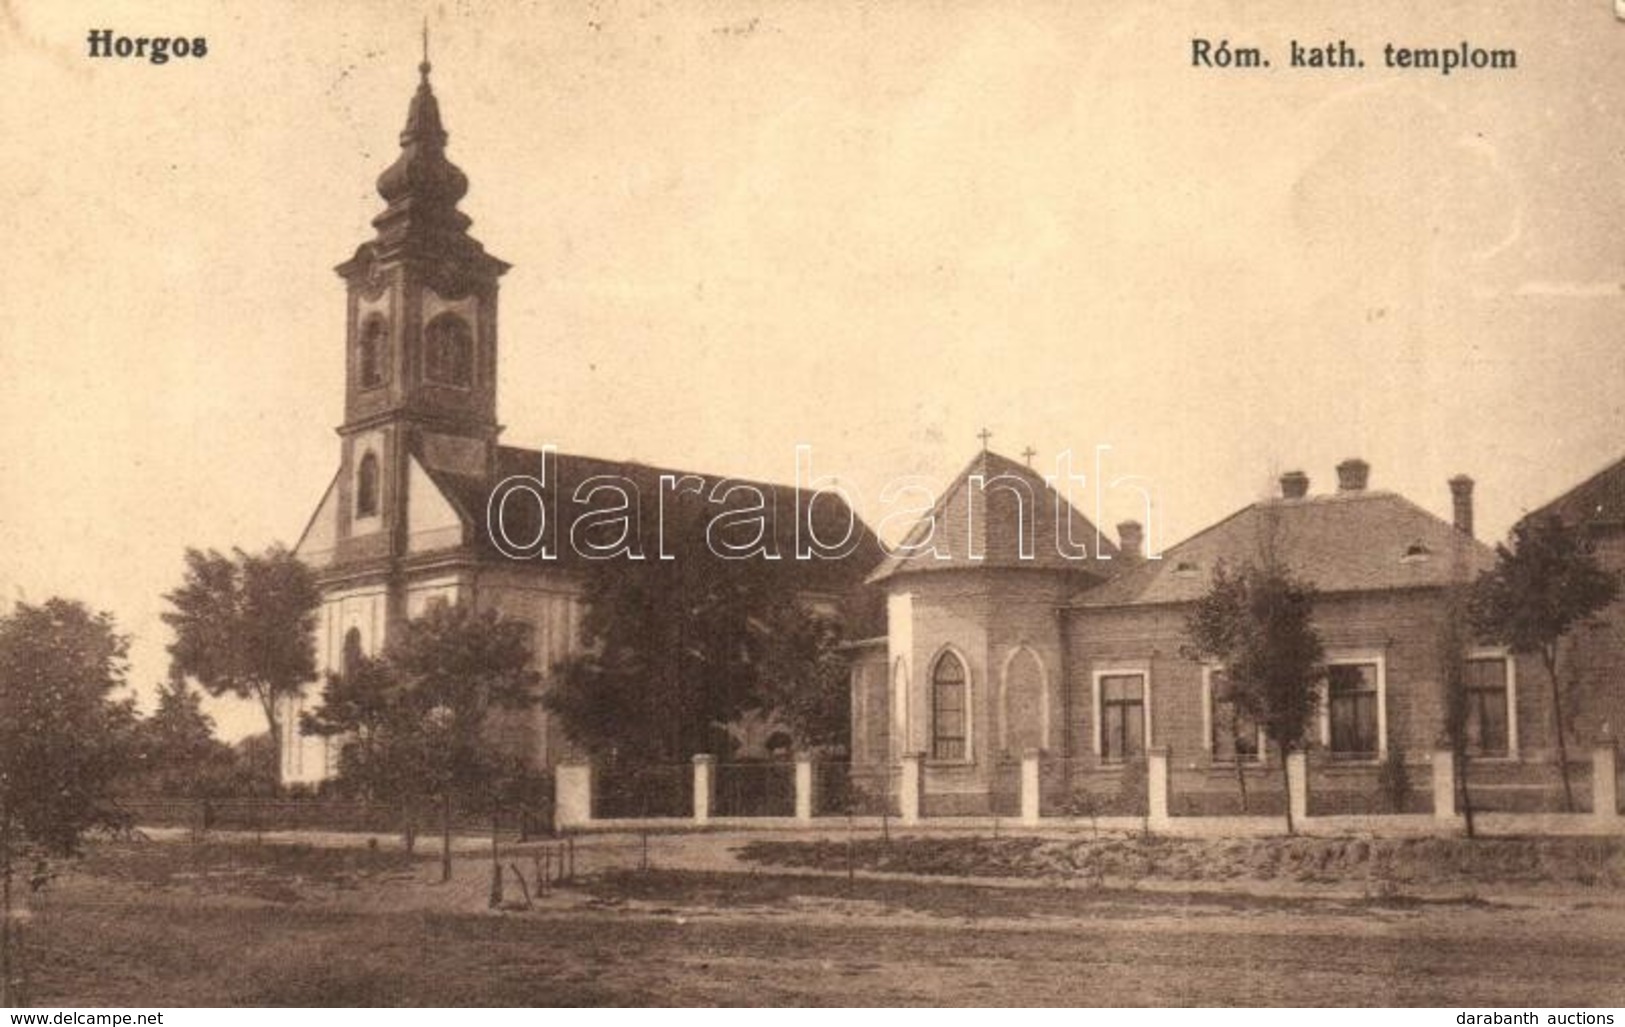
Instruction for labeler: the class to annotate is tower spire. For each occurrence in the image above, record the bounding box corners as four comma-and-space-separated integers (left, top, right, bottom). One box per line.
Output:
336, 43, 508, 293
365, 39, 479, 258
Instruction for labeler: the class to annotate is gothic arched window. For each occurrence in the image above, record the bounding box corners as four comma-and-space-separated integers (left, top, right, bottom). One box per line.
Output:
423, 313, 473, 387
931, 652, 968, 761
358, 316, 388, 389
356, 452, 380, 518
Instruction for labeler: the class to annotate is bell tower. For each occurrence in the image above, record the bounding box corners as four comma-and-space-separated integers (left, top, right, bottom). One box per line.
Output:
331, 51, 510, 554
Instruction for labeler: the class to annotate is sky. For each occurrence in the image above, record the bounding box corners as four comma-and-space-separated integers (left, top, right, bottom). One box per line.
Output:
2, 0, 1622, 740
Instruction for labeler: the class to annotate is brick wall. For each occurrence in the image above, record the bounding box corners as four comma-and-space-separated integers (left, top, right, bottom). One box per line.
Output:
1062, 588, 1551, 768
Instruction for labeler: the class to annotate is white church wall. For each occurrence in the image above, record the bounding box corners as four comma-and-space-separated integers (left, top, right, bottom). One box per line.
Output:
280, 583, 390, 787
406, 456, 465, 553
477, 572, 585, 766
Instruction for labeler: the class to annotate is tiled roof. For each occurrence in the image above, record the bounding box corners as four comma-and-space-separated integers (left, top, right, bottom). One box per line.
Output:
1072, 489, 1494, 608
866, 449, 1119, 585
422, 444, 884, 603
1522, 454, 1625, 530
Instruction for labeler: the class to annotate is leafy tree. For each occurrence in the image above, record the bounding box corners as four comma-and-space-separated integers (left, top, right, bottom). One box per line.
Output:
1468, 514, 1621, 812
1438, 586, 1479, 837
751, 602, 851, 753
548, 550, 774, 764
130, 674, 238, 798
0, 599, 138, 1004
547, 505, 855, 765
1182, 561, 1254, 811
229, 733, 281, 798
301, 602, 540, 880
1182, 560, 1325, 834
161, 545, 321, 772
302, 650, 436, 848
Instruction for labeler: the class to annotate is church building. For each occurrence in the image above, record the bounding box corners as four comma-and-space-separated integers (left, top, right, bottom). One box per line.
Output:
284, 59, 879, 785
286, 60, 1588, 820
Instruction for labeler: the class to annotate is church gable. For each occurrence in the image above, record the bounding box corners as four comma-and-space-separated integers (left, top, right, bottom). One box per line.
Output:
407, 454, 467, 554
293, 469, 342, 569
868, 449, 1119, 585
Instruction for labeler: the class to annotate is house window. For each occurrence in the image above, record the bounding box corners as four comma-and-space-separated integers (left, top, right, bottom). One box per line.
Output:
1465, 656, 1510, 756
1098, 673, 1146, 763
1208, 669, 1262, 762
358, 316, 388, 389
356, 452, 380, 518
1327, 662, 1380, 756
931, 653, 968, 761
424, 313, 474, 387
342, 627, 363, 678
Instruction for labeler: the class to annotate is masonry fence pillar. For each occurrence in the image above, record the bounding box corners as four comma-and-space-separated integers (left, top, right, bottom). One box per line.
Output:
555, 762, 594, 830
899, 752, 923, 825
1020, 749, 1041, 827
1146, 747, 1171, 828
1593, 745, 1619, 824
692, 754, 714, 825
1286, 750, 1309, 826
1432, 749, 1457, 821
794, 753, 815, 823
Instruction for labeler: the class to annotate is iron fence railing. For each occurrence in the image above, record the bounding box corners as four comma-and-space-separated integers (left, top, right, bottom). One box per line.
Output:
592, 763, 693, 819
814, 762, 900, 817
1037, 756, 1148, 818
713, 761, 796, 817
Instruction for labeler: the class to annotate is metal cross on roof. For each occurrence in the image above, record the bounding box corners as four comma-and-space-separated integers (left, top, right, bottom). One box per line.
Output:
977, 428, 993, 451
1021, 446, 1037, 466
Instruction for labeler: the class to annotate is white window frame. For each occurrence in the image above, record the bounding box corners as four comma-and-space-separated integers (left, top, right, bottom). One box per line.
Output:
1466, 646, 1519, 759
1201, 665, 1266, 763
1092, 667, 1152, 761
1318, 650, 1387, 759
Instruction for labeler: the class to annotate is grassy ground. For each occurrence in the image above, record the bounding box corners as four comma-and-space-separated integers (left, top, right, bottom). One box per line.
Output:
738, 834, 1625, 890
10, 835, 1625, 1006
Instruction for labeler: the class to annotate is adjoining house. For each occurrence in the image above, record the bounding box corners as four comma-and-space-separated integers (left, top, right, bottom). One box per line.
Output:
1518, 455, 1625, 745
851, 456, 1553, 816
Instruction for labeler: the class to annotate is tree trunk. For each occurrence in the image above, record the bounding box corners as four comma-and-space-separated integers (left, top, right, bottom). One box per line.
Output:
1230, 711, 1250, 813
1457, 748, 1476, 839
440, 792, 453, 883
260, 692, 282, 791
2, 796, 12, 1008
1280, 748, 1295, 836
1545, 649, 1576, 813
488, 813, 502, 908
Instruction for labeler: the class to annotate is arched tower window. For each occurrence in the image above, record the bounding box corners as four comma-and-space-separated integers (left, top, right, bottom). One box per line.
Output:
423, 313, 473, 387
342, 627, 363, 679
356, 452, 380, 518
358, 316, 388, 389
931, 652, 968, 761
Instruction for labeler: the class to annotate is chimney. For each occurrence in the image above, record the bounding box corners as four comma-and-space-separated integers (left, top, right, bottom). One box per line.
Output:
1336, 458, 1370, 492
1279, 470, 1310, 500
1117, 520, 1144, 560
1449, 475, 1475, 537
